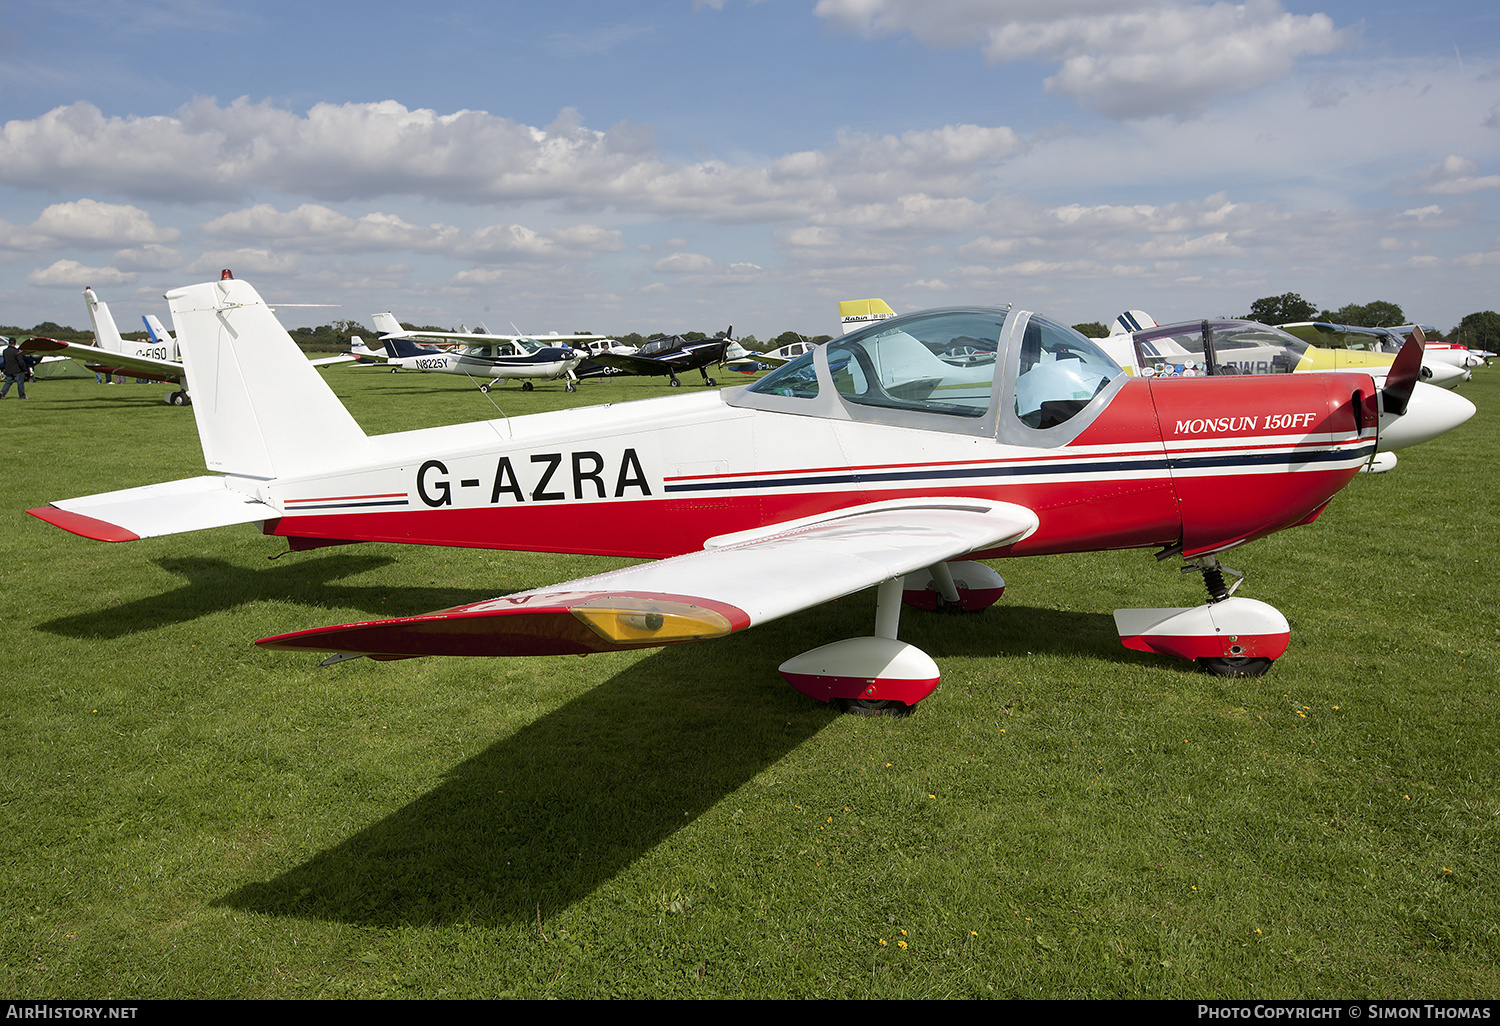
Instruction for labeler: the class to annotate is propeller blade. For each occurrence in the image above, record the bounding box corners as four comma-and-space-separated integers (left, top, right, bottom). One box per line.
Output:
1380, 327, 1425, 417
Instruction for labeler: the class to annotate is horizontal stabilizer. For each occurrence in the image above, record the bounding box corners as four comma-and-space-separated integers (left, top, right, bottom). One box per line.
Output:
29, 476, 274, 542
258, 497, 1039, 659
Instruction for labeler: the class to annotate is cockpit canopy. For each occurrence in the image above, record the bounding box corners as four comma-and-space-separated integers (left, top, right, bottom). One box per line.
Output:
731, 307, 1124, 442
1130, 319, 1310, 377
1277, 322, 1403, 354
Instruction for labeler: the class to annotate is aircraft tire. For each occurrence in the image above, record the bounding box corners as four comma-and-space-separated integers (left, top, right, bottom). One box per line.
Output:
1197, 656, 1273, 678
167, 391, 185, 406
565, 382, 577, 393
669, 379, 681, 387
522, 381, 534, 392
705, 378, 716, 387
832, 697, 915, 718
478, 384, 490, 393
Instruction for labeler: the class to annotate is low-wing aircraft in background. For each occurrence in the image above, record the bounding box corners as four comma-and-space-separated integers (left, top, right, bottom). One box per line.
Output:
1278, 322, 1474, 381
589, 327, 750, 387
21, 286, 352, 405
1394, 324, 1493, 363
28, 276, 1474, 715
1095, 315, 1469, 390
21, 287, 194, 404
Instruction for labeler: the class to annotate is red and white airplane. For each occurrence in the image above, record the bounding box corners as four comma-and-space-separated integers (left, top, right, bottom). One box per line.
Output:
27, 275, 1472, 714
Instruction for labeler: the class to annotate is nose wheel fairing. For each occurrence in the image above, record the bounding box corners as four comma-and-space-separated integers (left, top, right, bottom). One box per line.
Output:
1114, 597, 1290, 665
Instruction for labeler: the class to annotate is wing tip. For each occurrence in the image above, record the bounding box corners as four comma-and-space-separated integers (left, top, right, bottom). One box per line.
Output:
28, 506, 141, 542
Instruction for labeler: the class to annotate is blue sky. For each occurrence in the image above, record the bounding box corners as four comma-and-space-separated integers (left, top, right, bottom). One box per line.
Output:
0, 0, 1496, 339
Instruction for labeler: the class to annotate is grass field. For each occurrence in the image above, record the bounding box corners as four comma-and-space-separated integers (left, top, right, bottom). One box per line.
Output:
2, 365, 1496, 999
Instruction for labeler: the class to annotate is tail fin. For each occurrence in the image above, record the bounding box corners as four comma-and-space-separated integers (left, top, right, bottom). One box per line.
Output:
166, 277, 369, 479
838, 298, 896, 335
348, 335, 378, 357
383, 336, 434, 359
83, 288, 126, 351
372, 312, 405, 336
142, 314, 174, 345
1111, 310, 1157, 335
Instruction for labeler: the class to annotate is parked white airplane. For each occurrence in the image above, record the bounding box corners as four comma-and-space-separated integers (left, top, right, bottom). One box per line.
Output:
20, 287, 194, 403
22, 284, 352, 405
28, 274, 1474, 714
362, 313, 612, 391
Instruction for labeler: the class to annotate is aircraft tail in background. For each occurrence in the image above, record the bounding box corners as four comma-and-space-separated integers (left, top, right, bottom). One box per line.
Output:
838, 298, 896, 335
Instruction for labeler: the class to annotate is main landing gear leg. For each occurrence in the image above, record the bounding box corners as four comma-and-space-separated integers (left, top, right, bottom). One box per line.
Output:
901, 560, 1006, 612
1113, 555, 1289, 677
778, 577, 937, 717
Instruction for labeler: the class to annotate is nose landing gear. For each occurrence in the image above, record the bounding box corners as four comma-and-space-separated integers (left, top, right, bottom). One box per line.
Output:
1113, 555, 1289, 677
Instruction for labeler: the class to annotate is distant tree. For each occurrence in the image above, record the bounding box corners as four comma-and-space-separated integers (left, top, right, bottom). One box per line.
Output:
1072, 321, 1109, 338
1453, 311, 1500, 351
1245, 293, 1317, 325
1318, 301, 1405, 328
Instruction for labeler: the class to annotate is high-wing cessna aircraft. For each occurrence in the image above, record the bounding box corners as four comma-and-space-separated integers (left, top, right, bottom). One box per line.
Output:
28, 276, 1474, 715
351, 331, 589, 392
369, 314, 609, 391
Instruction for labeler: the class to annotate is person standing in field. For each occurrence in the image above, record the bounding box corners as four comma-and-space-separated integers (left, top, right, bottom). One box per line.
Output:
1, 337, 27, 399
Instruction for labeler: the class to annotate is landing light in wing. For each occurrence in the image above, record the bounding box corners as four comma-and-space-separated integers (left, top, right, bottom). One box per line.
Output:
570, 595, 736, 644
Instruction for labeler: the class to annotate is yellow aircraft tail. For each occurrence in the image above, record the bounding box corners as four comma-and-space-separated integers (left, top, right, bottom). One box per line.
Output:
837, 298, 896, 335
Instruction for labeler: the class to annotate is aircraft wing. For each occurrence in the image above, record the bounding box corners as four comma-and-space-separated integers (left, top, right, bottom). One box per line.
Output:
309, 353, 357, 367
387, 329, 607, 344
589, 352, 674, 376
748, 352, 792, 367
19, 337, 182, 378
256, 497, 1039, 659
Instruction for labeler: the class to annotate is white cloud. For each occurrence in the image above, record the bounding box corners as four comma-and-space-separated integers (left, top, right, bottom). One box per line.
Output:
815, 0, 1348, 118
187, 248, 302, 276
27, 259, 132, 287
0, 199, 178, 252
1409, 156, 1500, 195
112, 244, 185, 271
652, 252, 716, 273
0, 100, 1023, 225
203, 203, 624, 263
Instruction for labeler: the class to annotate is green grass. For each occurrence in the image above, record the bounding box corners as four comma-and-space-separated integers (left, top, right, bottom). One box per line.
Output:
2, 366, 1497, 998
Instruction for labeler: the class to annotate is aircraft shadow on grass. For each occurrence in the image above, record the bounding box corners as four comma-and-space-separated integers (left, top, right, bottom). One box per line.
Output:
34, 553, 501, 639
213, 596, 1134, 930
